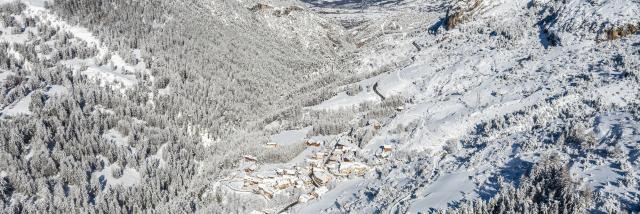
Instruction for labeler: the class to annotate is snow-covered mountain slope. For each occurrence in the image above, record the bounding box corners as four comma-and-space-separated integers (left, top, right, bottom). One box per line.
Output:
294, 0, 639, 212
212, 0, 640, 213
0, 0, 354, 213
542, 0, 640, 42
1, 0, 639, 213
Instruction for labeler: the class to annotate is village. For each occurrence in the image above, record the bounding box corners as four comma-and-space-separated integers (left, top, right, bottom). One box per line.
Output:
227, 132, 394, 204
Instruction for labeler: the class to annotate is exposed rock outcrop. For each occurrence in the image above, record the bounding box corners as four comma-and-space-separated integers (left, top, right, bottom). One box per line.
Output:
249, 3, 273, 12
444, 0, 484, 30
605, 23, 639, 41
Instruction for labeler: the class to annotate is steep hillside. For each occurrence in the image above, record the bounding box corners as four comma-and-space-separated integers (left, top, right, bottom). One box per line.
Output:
0, 0, 355, 213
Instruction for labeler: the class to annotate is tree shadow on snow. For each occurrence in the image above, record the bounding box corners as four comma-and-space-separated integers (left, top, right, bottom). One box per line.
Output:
475, 157, 533, 201
536, 14, 560, 49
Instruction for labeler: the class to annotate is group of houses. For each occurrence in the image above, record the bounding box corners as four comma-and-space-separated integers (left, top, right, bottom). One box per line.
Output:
236, 138, 394, 202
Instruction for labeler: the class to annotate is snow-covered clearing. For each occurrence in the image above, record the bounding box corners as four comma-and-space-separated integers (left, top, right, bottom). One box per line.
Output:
1, 91, 32, 117
92, 156, 141, 189
408, 171, 477, 212
270, 126, 312, 146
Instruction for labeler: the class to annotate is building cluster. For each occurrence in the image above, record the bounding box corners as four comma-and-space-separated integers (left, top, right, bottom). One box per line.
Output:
234, 139, 392, 202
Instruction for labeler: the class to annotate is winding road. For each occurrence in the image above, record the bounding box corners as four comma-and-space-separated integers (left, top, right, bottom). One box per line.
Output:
373, 82, 386, 100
